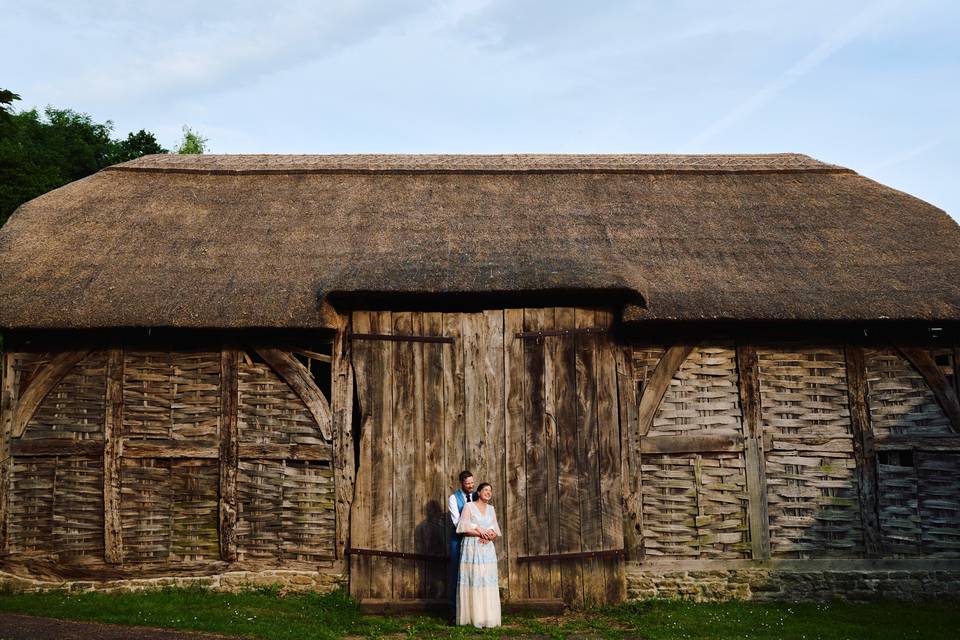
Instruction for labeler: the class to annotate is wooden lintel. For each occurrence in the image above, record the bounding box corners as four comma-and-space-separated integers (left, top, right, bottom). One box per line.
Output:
103, 347, 124, 564
349, 332, 454, 344
11, 439, 104, 457
736, 344, 771, 561
874, 436, 960, 452
252, 347, 333, 440
124, 441, 218, 458
637, 343, 697, 437
896, 346, 960, 433
640, 433, 743, 455
238, 443, 331, 461
845, 345, 883, 556
219, 348, 240, 563
12, 350, 93, 438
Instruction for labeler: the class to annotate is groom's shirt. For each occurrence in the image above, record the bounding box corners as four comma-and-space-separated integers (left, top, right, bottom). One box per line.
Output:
447, 489, 475, 527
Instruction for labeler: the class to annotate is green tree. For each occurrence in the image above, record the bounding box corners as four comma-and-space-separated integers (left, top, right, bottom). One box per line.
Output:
0, 92, 167, 226
176, 125, 207, 154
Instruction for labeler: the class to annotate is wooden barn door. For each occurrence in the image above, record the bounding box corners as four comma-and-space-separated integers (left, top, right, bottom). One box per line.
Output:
347, 308, 625, 606
505, 308, 626, 606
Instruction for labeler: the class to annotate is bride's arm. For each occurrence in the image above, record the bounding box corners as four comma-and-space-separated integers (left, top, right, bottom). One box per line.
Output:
456, 505, 484, 537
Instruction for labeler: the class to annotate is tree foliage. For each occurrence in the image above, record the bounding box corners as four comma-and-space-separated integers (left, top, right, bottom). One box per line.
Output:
0, 90, 169, 226
176, 125, 208, 154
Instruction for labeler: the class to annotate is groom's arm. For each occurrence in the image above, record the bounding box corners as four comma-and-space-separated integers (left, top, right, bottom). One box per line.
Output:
447, 494, 460, 527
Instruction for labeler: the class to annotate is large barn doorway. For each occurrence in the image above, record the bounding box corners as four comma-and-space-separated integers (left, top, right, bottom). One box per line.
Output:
347, 308, 625, 607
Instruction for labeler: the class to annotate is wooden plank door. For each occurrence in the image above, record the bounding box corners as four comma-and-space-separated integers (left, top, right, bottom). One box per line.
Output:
505, 308, 626, 605
349, 311, 450, 602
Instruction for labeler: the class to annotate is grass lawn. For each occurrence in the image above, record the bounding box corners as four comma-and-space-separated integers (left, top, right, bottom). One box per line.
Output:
0, 587, 957, 639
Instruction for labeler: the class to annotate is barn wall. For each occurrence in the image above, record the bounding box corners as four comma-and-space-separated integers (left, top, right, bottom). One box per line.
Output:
624, 340, 960, 601
1, 323, 959, 602
0, 340, 343, 592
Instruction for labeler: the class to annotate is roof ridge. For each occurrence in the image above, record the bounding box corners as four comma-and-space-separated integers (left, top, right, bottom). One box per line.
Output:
105, 153, 855, 176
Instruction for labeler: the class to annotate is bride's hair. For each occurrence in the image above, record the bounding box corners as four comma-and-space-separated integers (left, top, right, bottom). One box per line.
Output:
476, 482, 492, 496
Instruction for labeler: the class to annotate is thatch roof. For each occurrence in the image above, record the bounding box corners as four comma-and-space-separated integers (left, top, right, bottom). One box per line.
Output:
0, 153, 957, 329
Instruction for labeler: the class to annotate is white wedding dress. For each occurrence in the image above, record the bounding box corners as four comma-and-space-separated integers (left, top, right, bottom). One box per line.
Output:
455, 501, 502, 628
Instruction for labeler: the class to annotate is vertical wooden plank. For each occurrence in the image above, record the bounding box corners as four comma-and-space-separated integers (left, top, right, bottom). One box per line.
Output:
524, 307, 553, 599
597, 309, 625, 603
845, 345, 883, 557
369, 311, 395, 598
216, 347, 239, 564
482, 309, 507, 585
443, 313, 466, 482
615, 345, 643, 560
575, 308, 604, 604
554, 307, 583, 606
349, 311, 373, 599
504, 308, 529, 602
422, 312, 447, 599
332, 314, 356, 564
411, 313, 427, 598
0, 352, 14, 553
463, 313, 486, 483
104, 347, 126, 564
736, 345, 771, 561
392, 312, 417, 599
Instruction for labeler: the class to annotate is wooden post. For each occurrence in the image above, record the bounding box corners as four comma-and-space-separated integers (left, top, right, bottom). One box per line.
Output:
736, 345, 771, 560
504, 308, 529, 602
103, 347, 125, 564
218, 347, 240, 562
0, 352, 14, 553
332, 315, 356, 563
615, 345, 643, 561
845, 345, 883, 557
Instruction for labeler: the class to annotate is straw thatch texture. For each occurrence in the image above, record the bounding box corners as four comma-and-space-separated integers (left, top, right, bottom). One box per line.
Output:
1, 154, 958, 330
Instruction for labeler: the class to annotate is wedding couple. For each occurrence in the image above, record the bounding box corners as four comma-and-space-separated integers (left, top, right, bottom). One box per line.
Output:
447, 470, 502, 628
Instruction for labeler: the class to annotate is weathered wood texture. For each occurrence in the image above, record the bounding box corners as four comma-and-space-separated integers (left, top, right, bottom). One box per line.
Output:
866, 348, 960, 556
759, 348, 864, 558
845, 346, 883, 557
736, 345, 770, 561
5, 342, 334, 569
640, 346, 750, 559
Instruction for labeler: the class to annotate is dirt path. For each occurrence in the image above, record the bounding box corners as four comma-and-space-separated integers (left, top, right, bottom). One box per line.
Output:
0, 613, 247, 640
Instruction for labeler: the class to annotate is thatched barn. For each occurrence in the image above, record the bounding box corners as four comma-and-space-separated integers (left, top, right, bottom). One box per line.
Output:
0, 153, 958, 604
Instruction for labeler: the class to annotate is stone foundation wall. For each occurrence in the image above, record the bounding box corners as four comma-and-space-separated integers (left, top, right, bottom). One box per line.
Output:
626, 563, 960, 602
0, 569, 345, 594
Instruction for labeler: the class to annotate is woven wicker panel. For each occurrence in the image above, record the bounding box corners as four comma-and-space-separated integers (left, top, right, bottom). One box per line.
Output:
917, 453, 960, 557
236, 459, 335, 563
930, 348, 955, 390
238, 361, 327, 446
650, 346, 743, 437
866, 349, 952, 438
877, 455, 921, 554
23, 351, 106, 441
10, 352, 50, 401
758, 348, 863, 558
8, 456, 103, 558
123, 350, 221, 442
632, 346, 666, 386
120, 458, 219, 563
640, 453, 750, 558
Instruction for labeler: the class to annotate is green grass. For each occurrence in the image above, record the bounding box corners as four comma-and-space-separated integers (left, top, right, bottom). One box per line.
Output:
0, 586, 957, 639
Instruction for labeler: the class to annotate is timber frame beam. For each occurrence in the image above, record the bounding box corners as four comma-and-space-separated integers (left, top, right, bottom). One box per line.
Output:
637, 343, 697, 437
11, 350, 93, 438
250, 346, 333, 440
895, 346, 960, 432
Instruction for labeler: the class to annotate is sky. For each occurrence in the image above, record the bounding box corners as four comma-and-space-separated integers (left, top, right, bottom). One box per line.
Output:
3, 0, 958, 220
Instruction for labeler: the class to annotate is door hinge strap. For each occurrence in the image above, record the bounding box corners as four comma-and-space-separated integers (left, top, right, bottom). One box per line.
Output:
349, 333, 454, 344
347, 547, 449, 563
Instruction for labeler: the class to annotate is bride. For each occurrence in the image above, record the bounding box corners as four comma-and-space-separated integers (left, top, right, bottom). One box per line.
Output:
455, 482, 502, 628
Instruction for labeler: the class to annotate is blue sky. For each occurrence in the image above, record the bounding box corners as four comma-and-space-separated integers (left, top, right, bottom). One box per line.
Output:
4, 0, 958, 220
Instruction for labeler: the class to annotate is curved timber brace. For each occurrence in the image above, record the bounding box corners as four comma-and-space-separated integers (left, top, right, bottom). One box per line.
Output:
636, 343, 698, 437
895, 346, 960, 433
11, 350, 94, 438
249, 347, 333, 441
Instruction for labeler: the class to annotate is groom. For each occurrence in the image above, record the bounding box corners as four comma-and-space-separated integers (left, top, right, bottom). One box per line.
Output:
447, 470, 477, 617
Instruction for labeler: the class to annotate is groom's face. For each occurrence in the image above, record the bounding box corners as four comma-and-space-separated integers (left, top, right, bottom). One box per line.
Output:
461, 476, 475, 494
